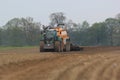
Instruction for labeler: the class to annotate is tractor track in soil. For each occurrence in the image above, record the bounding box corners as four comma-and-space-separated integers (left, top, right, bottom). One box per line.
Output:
0, 46, 120, 80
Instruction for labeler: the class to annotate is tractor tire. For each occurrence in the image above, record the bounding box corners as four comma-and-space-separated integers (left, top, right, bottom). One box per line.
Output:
40, 41, 44, 52
55, 41, 61, 52
66, 41, 70, 52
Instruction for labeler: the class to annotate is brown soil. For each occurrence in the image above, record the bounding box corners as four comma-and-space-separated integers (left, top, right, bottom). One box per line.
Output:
0, 46, 120, 80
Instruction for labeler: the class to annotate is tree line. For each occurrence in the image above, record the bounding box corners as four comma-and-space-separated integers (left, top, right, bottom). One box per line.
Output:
0, 17, 41, 46
68, 14, 120, 46
0, 12, 120, 46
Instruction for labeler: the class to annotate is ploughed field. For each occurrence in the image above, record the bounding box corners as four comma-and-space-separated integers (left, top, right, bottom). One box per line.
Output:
0, 46, 120, 80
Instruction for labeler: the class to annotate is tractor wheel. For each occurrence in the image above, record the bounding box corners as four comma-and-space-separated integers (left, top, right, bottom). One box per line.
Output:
66, 41, 70, 52
40, 41, 44, 52
60, 42, 64, 52
55, 41, 61, 52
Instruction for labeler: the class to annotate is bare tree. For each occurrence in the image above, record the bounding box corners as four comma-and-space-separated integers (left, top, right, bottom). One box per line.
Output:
49, 12, 66, 27
115, 13, 120, 20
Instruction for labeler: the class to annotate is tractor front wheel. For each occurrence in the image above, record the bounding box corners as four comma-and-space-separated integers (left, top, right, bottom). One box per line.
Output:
40, 41, 44, 52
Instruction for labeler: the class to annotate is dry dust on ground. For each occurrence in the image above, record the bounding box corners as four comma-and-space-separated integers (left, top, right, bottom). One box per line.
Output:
0, 46, 120, 80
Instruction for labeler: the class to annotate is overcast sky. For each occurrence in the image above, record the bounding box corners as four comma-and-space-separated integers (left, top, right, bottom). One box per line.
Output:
0, 0, 120, 26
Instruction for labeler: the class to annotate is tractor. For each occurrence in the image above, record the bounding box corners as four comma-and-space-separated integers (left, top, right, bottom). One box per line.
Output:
40, 25, 71, 52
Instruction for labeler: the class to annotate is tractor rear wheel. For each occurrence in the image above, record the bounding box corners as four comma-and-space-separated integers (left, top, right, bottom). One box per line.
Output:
55, 41, 61, 52
66, 41, 70, 52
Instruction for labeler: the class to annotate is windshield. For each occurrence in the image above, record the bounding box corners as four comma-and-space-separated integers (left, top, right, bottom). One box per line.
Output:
46, 30, 56, 38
